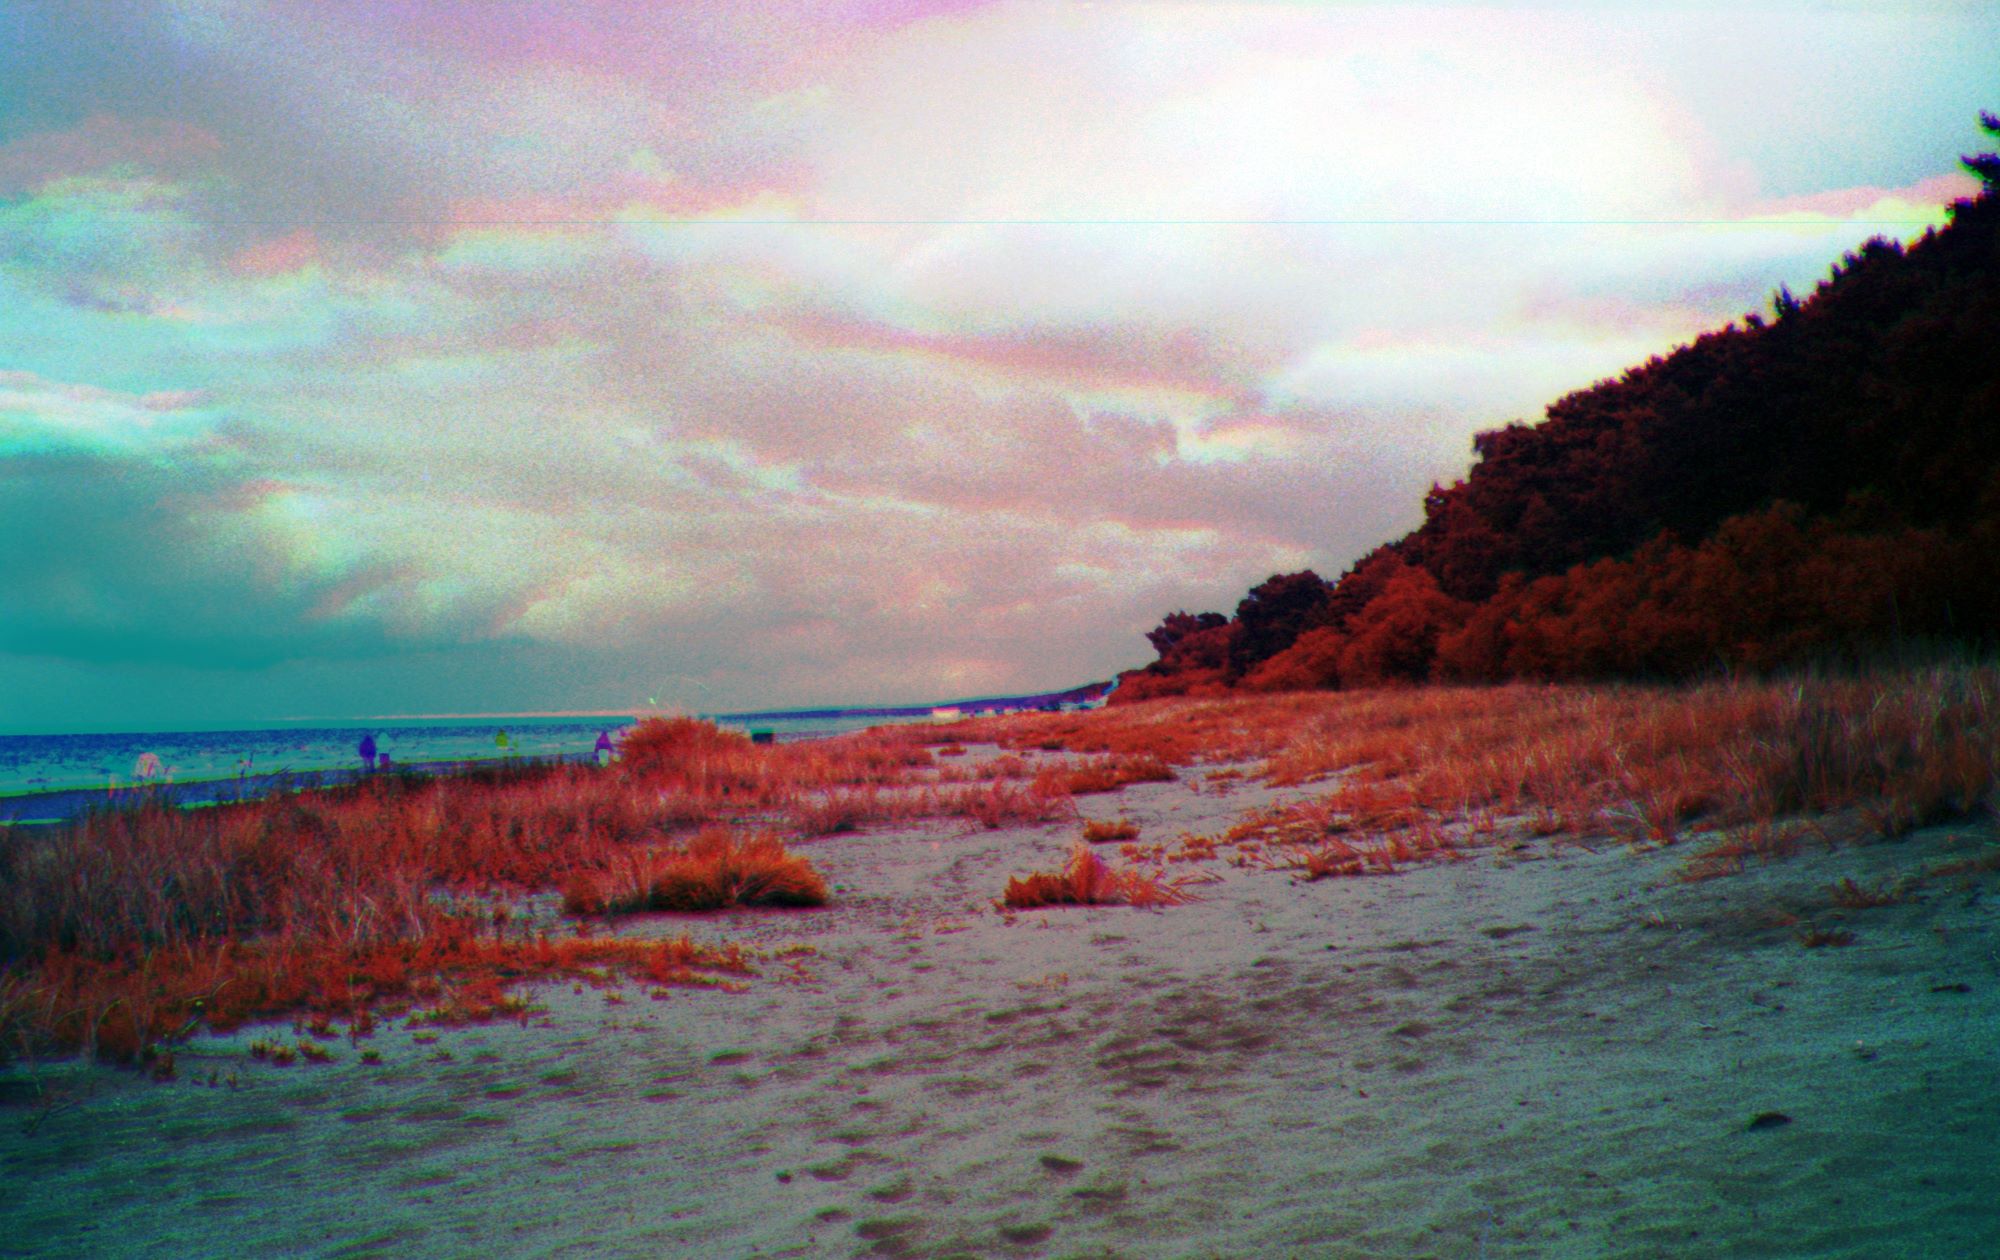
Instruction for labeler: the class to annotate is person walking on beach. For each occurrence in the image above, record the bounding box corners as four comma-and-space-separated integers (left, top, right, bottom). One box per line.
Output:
358, 733, 377, 771
594, 729, 614, 766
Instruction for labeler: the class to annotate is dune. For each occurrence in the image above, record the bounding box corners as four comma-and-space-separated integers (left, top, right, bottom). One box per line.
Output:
2, 738, 1996, 1258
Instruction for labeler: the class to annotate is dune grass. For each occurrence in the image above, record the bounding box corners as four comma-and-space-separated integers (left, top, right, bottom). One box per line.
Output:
560, 829, 827, 916
1081, 818, 1141, 843
12, 668, 1995, 1065
973, 666, 2000, 883
1002, 843, 1191, 910
0, 713, 1100, 1067
1062, 754, 1176, 795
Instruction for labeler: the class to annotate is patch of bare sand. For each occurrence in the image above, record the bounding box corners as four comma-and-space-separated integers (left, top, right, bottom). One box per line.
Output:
3, 751, 1998, 1258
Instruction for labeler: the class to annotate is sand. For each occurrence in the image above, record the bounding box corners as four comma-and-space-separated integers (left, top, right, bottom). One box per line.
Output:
3, 745, 1998, 1258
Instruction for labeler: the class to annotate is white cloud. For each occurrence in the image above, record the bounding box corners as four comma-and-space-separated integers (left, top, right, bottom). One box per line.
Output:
0, 370, 223, 458
0, 0, 1991, 723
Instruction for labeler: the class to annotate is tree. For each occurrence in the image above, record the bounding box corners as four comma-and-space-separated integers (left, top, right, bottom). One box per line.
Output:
1962, 110, 2000, 189
1241, 626, 1346, 692
1145, 610, 1228, 659
1123, 112, 2000, 695
1228, 570, 1333, 677
1335, 564, 1469, 686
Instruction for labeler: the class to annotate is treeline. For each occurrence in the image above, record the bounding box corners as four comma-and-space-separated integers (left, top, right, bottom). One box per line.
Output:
1119, 114, 2000, 702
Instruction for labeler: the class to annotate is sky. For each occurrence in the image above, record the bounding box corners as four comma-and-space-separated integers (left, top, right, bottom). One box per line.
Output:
1, 0, 1994, 733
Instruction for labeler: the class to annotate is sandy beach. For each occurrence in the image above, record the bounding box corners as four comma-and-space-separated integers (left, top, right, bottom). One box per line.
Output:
3, 734, 1996, 1260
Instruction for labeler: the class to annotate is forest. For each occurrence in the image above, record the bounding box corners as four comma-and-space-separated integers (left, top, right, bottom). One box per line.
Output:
1117, 113, 2000, 702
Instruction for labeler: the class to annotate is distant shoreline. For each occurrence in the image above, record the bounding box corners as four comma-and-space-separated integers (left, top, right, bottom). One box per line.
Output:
0, 681, 1113, 742
0, 755, 596, 828
0, 681, 1114, 825
713, 680, 1113, 724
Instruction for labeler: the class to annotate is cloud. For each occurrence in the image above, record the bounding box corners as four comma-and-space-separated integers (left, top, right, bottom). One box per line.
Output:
0, 0, 1991, 726
0, 114, 224, 194
0, 370, 221, 458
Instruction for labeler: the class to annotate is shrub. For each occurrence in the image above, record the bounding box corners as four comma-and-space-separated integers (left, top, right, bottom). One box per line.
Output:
1001, 844, 1188, 910
937, 771, 1076, 828
1082, 819, 1140, 843
1064, 755, 1176, 795
577, 829, 828, 915
617, 717, 766, 796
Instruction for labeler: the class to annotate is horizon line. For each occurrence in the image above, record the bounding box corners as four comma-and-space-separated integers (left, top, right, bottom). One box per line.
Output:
212, 216, 1958, 228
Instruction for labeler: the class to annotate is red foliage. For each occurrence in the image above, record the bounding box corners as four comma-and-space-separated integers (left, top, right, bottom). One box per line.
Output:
1241, 627, 1346, 692
1126, 139, 2000, 694
1334, 563, 1470, 686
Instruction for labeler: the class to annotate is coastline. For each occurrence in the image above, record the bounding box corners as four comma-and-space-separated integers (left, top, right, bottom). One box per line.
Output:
0, 756, 589, 828
0, 684, 1113, 825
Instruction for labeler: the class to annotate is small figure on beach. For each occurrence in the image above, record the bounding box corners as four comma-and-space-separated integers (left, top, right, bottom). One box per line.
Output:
133, 751, 163, 784
358, 733, 377, 771
496, 729, 512, 754
594, 729, 614, 766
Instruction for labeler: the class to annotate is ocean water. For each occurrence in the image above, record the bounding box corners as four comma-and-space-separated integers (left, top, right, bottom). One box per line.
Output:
0, 710, 936, 824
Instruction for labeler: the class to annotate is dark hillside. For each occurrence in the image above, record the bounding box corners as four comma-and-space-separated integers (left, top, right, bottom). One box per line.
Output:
1117, 114, 2000, 701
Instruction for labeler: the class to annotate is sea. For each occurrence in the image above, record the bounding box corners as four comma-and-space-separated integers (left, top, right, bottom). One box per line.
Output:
0, 710, 936, 827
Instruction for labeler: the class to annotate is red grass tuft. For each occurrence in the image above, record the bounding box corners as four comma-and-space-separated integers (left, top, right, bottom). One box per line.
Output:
579, 829, 828, 915
936, 771, 1077, 829
1081, 818, 1140, 843
1001, 844, 1190, 910
1828, 876, 1903, 908
1063, 754, 1177, 795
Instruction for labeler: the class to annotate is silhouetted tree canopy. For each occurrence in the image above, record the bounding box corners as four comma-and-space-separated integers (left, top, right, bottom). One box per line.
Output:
1145, 611, 1229, 657
1229, 571, 1334, 678
1115, 111, 2000, 701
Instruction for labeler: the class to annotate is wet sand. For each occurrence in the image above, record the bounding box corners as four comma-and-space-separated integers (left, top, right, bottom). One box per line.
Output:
3, 747, 1997, 1258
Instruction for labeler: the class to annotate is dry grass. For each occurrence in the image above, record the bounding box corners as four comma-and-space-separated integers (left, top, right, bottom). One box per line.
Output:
3, 917, 750, 1066
1929, 844, 2000, 881
1678, 821, 1817, 882
1062, 754, 1177, 795
934, 771, 1077, 829
1828, 876, 1906, 909
1796, 923, 1858, 948
1081, 819, 1141, 843
965, 671, 2000, 854
945, 693, 1335, 766
560, 829, 827, 915
0, 713, 1097, 1067
15, 669, 1998, 1065
1047, 668, 2000, 883
0, 717, 976, 1066
950, 667, 2000, 889
1001, 844, 1191, 910
785, 786, 938, 836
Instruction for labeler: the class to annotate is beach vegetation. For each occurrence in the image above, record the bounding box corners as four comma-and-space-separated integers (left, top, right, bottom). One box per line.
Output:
976, 664, 1999, 887
1115, 129, 2000, 700
1081, 819, 1140, 843
1796, 923, 1858, 948
934, 770, 1077, 828
1063, 754, 1176, 795
560, 828, 826, 916
0, 710, 1110, 1068
1002, 844, 1190, 910
1828, 876, 1905, 909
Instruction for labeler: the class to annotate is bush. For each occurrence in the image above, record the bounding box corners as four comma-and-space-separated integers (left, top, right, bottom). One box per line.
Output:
1002, 844, 1187, 910
571, 829, 828, 915
1081, 819, 1140, 843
